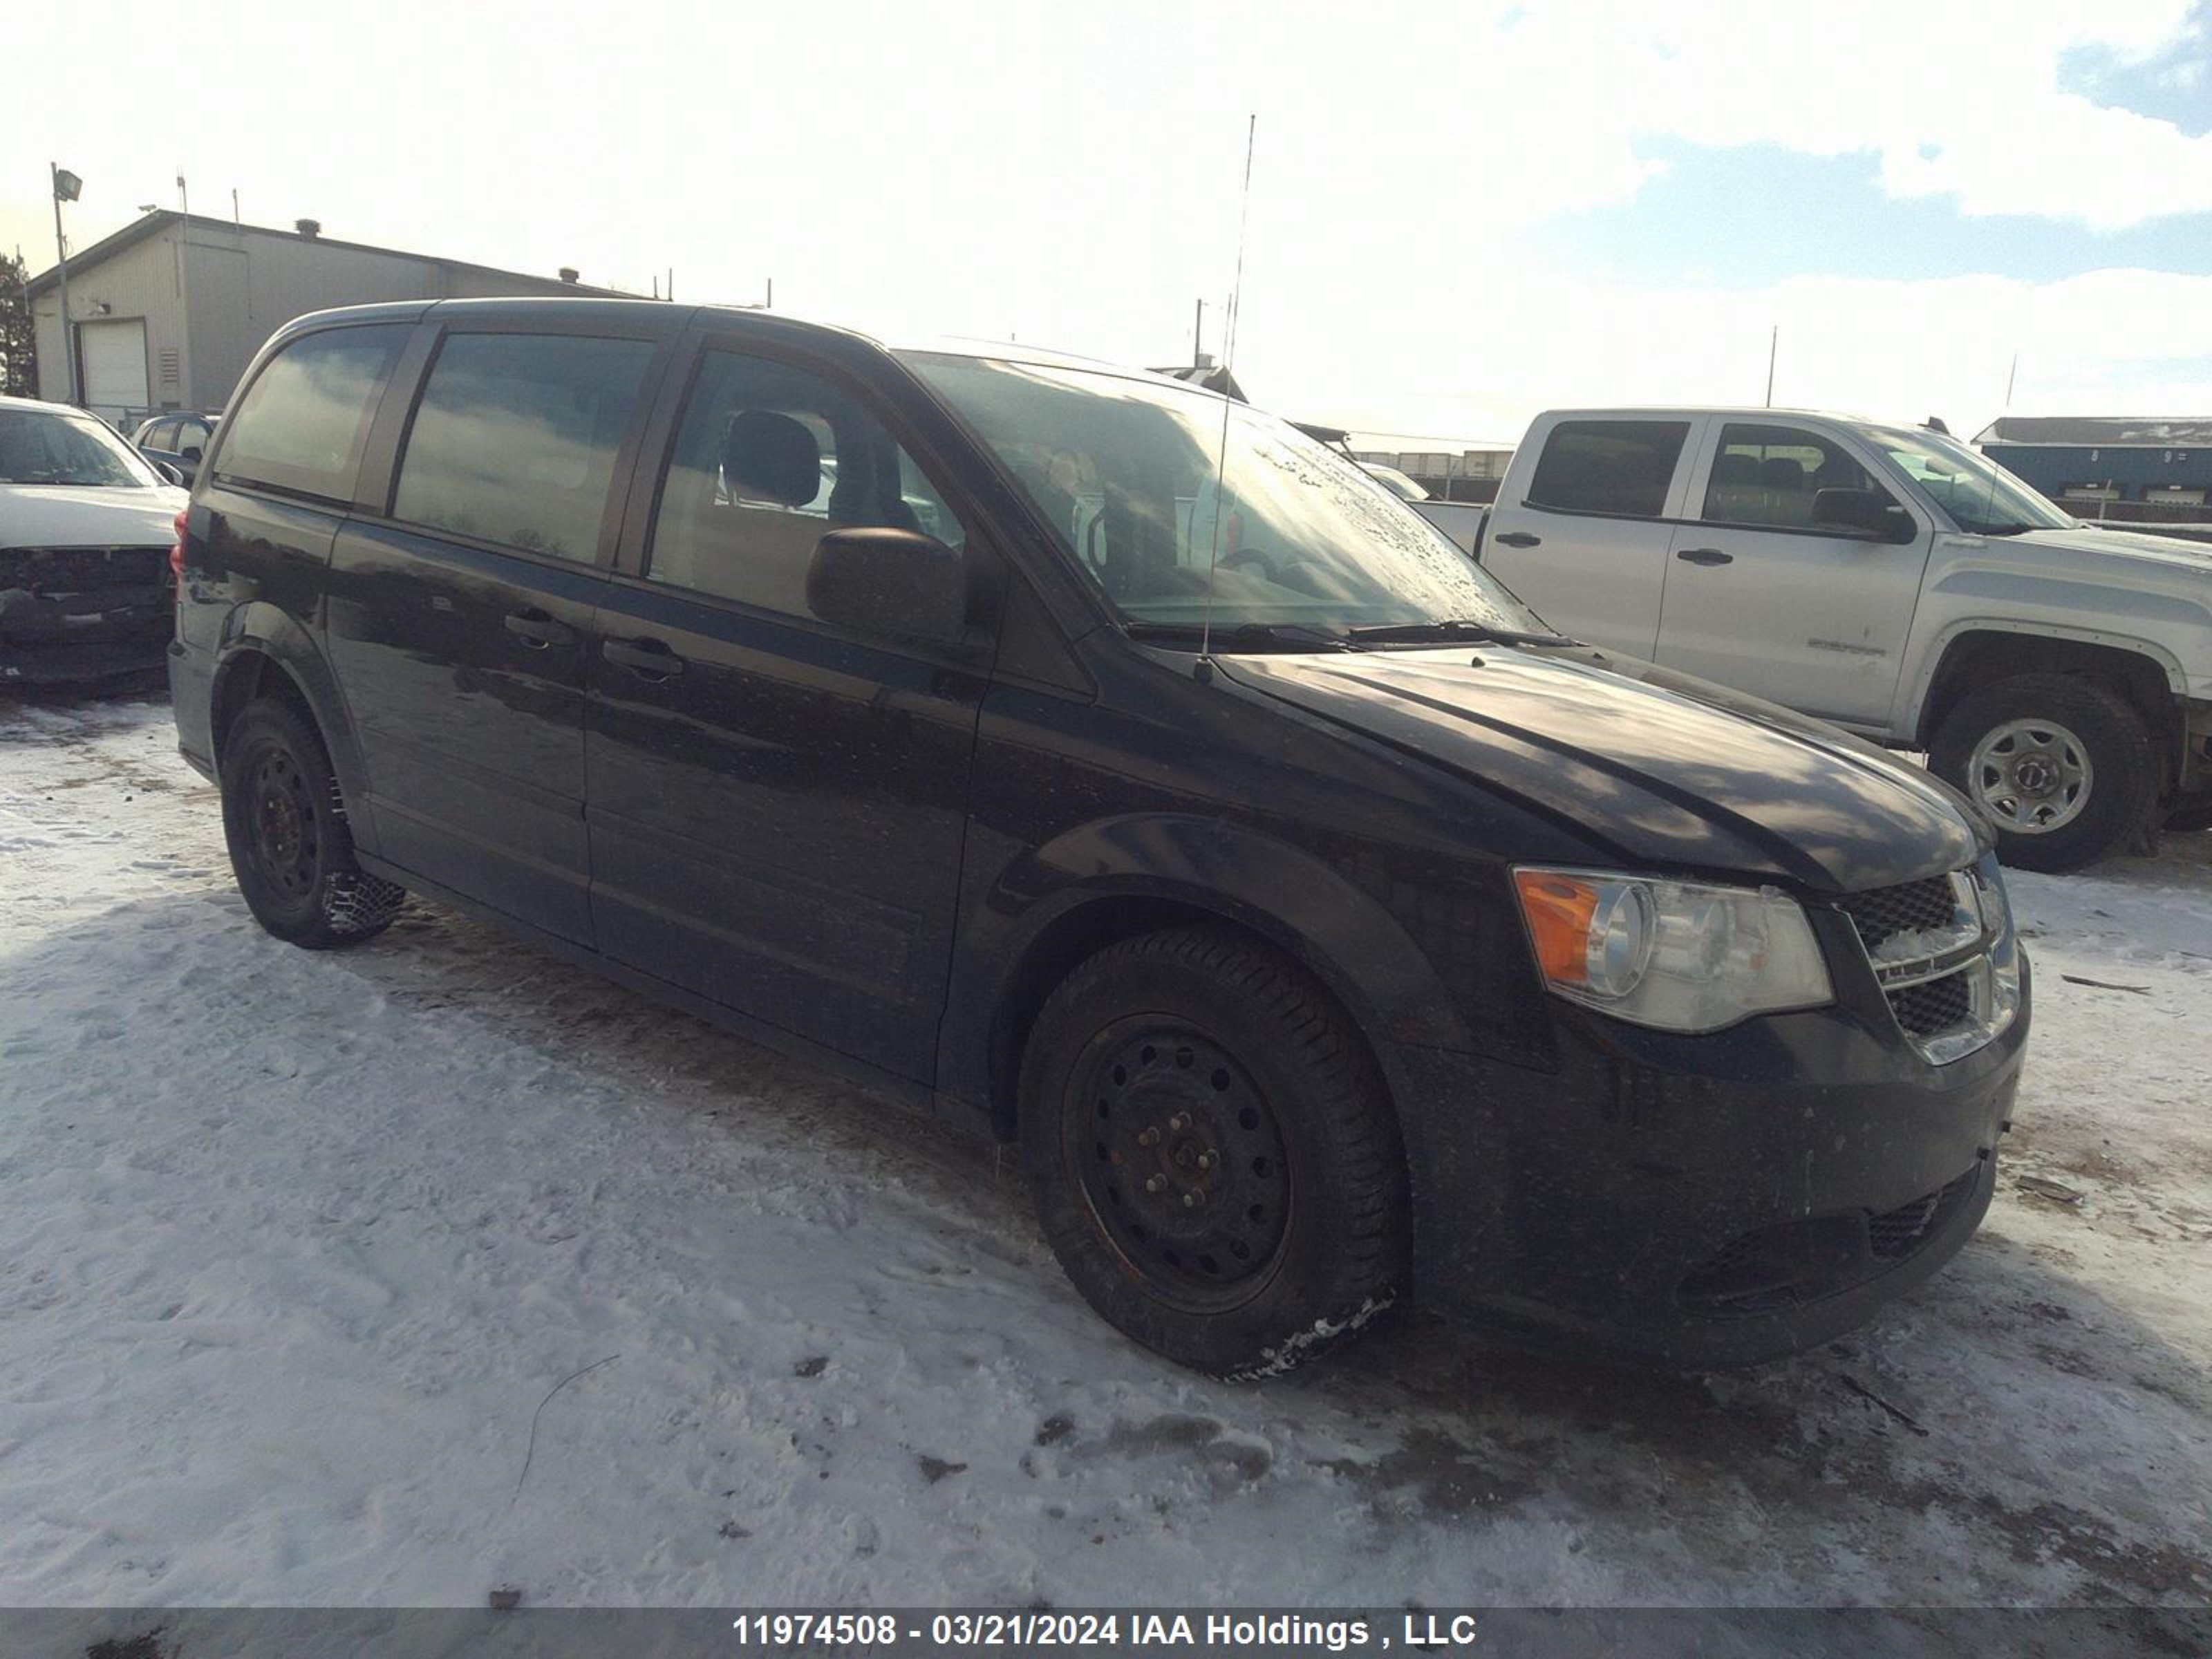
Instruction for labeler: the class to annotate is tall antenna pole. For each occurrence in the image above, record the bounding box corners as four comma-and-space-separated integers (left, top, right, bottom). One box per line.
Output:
1196, 115, 1259, 679
2005, 352, 2018, 409
1764, 324, 1777, 407
1192, 297, 1205, 367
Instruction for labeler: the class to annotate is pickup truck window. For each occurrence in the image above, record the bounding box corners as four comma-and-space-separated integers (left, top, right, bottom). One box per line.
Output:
1873, 427, 2074, 535
1703, 421, 1887, 531
1526, 420, 1689, 518
907, 353, 1540, 639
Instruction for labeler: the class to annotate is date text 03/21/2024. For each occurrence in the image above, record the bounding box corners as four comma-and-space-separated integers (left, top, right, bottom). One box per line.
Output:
727, 1613, 1485, 1649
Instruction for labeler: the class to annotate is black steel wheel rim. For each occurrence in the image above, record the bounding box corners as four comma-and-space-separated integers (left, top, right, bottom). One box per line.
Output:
1065, 1018, 1293, 1313
245, 744, 321, 901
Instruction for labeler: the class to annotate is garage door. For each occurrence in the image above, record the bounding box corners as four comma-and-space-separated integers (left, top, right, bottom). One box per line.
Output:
79, 318, 150, 421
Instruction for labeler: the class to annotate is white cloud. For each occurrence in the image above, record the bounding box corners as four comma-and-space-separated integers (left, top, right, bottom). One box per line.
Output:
1452, 0, 2212, 231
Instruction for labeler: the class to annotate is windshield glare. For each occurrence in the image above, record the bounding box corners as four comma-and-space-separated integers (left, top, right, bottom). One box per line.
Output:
0, 409, 162, 489
903, 355, 1544, 641
1875, 428, 2072, 534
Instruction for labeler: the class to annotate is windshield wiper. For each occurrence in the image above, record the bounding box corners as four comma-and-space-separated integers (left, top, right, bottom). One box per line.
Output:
1125, 621, 1361, 653
1974, 522, 2038, 537
1343, 619, 1578, 648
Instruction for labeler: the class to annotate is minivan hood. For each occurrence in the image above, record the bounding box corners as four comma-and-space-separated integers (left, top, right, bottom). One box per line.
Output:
1221, 646, 1984, 892
0, 485, 186, 549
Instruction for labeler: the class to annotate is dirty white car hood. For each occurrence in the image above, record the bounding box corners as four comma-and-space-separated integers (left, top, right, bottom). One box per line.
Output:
0, 485, 187, 550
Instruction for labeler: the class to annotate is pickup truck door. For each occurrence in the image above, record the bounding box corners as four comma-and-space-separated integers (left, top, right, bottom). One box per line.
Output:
1654, 419, 1933, 729
1477, 415, 1705, 659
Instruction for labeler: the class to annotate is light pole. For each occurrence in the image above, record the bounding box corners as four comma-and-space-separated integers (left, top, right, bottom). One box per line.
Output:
177, 171, 192, 411
50, 162, 81, 404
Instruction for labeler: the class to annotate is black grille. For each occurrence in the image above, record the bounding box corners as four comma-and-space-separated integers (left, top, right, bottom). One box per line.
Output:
1890, 969, 1973, 1037
0, 545, 168, 594
1869, 1165, 1981, 1260
1835, 874, 1957, 953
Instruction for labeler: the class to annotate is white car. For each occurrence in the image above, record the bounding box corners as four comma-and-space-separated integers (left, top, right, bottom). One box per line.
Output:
1, 394, 189, 684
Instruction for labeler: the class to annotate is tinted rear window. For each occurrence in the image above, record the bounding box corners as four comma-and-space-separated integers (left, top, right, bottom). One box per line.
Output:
1526, 420, 1690, 518
216, 325, 411, 500
391, 332, 653, 562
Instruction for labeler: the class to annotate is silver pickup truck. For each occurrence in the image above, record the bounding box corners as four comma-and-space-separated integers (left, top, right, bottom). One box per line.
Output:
1448, 409, 2212, 872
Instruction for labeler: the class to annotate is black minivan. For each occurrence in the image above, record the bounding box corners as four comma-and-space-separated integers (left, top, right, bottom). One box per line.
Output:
170, 299, 2029, 1376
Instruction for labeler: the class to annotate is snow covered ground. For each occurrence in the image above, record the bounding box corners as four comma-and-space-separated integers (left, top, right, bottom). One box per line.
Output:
1, 689, 2207, 1611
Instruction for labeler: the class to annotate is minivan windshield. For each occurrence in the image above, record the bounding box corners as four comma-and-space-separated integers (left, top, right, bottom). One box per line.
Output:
1871, 427, 2074, 536
904, 354, 1545, 643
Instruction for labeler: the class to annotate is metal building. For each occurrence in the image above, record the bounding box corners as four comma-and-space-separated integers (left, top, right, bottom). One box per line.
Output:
1976, 415, 2212, 525
26, 211, 624, 427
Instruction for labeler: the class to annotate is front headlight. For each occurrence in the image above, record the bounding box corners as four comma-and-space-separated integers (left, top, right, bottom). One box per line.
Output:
1512, 868, 1834, 1033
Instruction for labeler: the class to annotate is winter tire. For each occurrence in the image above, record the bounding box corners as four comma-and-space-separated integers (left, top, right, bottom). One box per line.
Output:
1929, 673, 2157, 874
1020, 925, 1408, 1378
220, 697, 405, 948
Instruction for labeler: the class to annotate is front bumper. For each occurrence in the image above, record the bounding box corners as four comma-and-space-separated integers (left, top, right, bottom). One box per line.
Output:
1391, 952, 2030, 1367
0, 582, 173, 685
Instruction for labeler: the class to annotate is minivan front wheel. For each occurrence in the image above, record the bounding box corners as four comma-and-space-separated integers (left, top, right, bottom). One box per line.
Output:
1020, 926, 1407, 1378
220, 697, 406, 948
1929, 674, 2157, 874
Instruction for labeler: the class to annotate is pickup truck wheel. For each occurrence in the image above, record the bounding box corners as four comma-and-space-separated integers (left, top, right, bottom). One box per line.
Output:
1929, 674, 2157, 874
220, 698, 406, 948
1019, 926, 1407, 1379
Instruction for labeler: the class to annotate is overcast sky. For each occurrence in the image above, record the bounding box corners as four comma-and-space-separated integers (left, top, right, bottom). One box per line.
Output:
9, 0, 2209, 446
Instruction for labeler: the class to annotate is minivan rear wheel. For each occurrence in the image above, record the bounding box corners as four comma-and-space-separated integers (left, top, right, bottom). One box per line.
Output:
1929, 673, 2156, 874
1020, 926, 1407, 1378
220, 697, 405, 948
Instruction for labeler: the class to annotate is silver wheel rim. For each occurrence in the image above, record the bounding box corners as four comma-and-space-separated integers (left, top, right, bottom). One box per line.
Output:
1969, 718, 2094, 834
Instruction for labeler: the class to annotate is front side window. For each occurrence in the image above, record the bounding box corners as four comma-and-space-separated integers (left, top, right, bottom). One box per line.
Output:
1526, 420, 1690, 518
905, 353, 1542, 639
0, 407, 162, 487
647, 349, 966, 616
217, 324, 410, 499
392, 332, 654, 561
1702, 422, 1886, 531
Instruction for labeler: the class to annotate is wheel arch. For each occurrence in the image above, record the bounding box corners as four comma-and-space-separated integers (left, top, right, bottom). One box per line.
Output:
946, 816, 1477, 1144
209, 608, 373, 836
1911, 625, 2184, 791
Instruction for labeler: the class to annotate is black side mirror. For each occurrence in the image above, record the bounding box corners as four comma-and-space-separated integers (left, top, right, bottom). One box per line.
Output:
1812, 487, 1914, 543
807, 526, 968, 646
181, 444, 203, 462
